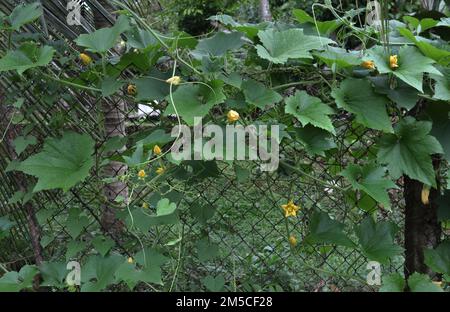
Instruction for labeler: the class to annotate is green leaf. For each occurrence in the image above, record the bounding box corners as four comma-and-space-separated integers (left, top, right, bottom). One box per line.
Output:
17, 132, 95, 192
331, 78, 393, 133
431, 66, 450, 101
101, 77, 124, 97
313, 47, 360, 68
294, 125, 336, 156
285, 90, 335, 134
241, 79, 282, 109
377, 117, 443, 187
424, 240, 450, 275
0, 43, 55, 75
426, 101, 450, 162
13, 135, 37, 156
39, 261, 68, 288
0, 265, 38, 292
407, 273, 443, 292
156, 198, 177, 216
133, 70, 171, 101
193, 31, 244, 57
380, 273, 405, 292
256, 28, 333, 64
66, 208, 89, 239
304, 211, 354, 247
8, 2, 42, 31
81, 255, 123, 292
75, 15, 130, 53
164, 81, 225, 125
190, 205, 216, 225
398, 28, 450, 66
196, 238, 219, 262
355, 217, 403, 263
202, 275, 225, 292
368, 45, 442, 92
92, 236, 115, 257
369, 76, 419, 110
292, 9, 342, 35
340, 163, 397, 210
66, 240, 87, 260
125, 28, 158, 50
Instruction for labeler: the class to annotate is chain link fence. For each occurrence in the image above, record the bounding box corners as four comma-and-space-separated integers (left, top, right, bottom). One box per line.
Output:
0, 0, 410, 292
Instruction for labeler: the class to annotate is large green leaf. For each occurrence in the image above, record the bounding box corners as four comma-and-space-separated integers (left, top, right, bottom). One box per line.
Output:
304, 211, 354, 247
331, 78, 393, 133
294, 125, 336, 156
377, 117, 443, 187
341, 163, 397, 210
133, 70, 171, 101
368, 45, 442, 92
256, 28, 333, 64
75, 15, 130, 53
0, 265, 38, 292
398, 28, 450, 66
313, 47, 360, 69
81, 255, 123, 292
17, 132, 95, 192
156, 198, 177, 216
193, 31, 245, 57
379, 273, 405, 292
0, 43, 55, 75
431, 66, 450, 101
7, 2, 42, 31
407, 273, 443, 292
369, 76, 419, 111
355, 217, 403, 263
242, 79, 282, 109
202, 275, 225, 292
424, 240, 450, 275
164, 81, 225, 125
292, 9, 341, 36
285, 90, 335, 134
426, 102, 450, 162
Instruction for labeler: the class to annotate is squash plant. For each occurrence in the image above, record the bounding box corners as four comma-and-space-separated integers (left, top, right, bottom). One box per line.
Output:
0, 1, 449, 292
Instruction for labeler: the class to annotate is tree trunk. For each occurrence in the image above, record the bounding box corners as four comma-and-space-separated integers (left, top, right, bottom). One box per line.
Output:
404, 157, 442, 279
259, 0, 272, 22
93, 0, 128, 235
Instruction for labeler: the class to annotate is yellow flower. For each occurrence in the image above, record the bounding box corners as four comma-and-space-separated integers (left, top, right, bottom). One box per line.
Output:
361, 60, 375, 70
289, 235, 298, 247
281, 200, 300, 217
153, 145, 162, 155
156, 167, 165, 175
142, 202, 149, 209
127, 84, 137, 95
166, 76, 181, 85
227, 110, 240, 123
138, 169, 146, 179
421, 185, 430, 205
127, 257, 133, 264
80, 53, 92, 65
389, 55, 399, 69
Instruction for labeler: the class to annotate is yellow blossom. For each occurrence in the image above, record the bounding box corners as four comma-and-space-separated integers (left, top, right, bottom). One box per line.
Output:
127, 84, 137, 95
281, 200, 300, 217
389, 55, 399, 69
166, 76, 181, 85
156, 167, 165, 175
138, 169, 146, 179
80, 53, 92, 65
127, 257, 133, 264
289, 235, 298, 247
421, 185, 430, 205
361, 60, 375, 70
227, 110, 240, 123
153, 145, 162, 155
142, 202, 149, 209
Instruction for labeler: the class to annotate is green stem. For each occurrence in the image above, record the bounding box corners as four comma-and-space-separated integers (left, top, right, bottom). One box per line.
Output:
280, 160, 349, 192
42, 73, 101, 92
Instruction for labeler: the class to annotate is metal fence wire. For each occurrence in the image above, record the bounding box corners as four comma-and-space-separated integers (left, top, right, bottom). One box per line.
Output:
0, 0, 410, 292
